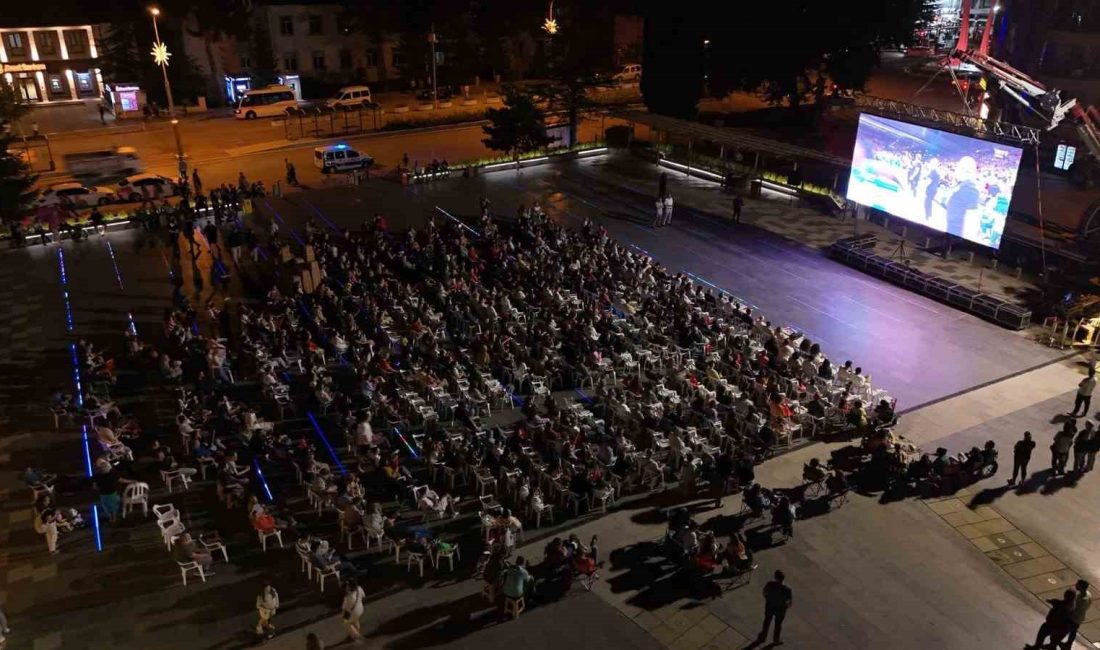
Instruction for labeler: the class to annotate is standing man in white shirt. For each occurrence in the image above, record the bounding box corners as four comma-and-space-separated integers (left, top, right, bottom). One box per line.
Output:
663, 193, 675, 226
653, 195, 665, 228
1070, 369, 1097, 418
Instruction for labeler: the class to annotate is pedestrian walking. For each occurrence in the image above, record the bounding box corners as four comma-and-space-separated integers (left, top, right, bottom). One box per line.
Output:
98, 103, 107, 124
285, 159, 298, 186
90, 206, 105, 236
203, 221, 220, 256
1009, 431, 1035, 485
341, 577, 366, 642
1025, 589, 1075, 650
1073, 422, 1094, 474
652, 195, 665, 228
1070, 369, 1096, 418
1052, 424, 1075, 476
255, 580, 279, 639
191, 169, 203, 195
758, 570, 792, 645
590, 535, 600, 565
733, 195, 744, 223
663, 193, 674, 226
1065, 580, 1093, 649
238, 171, 249, 193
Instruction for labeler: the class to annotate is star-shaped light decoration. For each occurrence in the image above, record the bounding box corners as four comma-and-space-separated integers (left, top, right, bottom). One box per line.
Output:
151, 42, 172, 67
543, 1, 558, 34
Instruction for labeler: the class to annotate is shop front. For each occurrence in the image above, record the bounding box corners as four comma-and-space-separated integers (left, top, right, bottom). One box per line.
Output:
1, 61, 101, 103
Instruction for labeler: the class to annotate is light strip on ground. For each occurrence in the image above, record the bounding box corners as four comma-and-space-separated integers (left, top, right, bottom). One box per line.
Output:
307, 411, 346, 476
434, 206, 480, 237
105, 240, 124, 290
81, 424, 93, 477
658, 158, 725, 181
127, 312, 138, 337
575, 388, 594, 405
69, 343, 84, 408
262, 199, 305, 246
91, 504, 103, 552
57, 249, 75, 332
393, 426, 419, 458
301, 198, 341, 234
253, 459, 275, 502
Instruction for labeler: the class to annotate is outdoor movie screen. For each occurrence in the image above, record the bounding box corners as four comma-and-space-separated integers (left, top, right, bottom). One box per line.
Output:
846, 113, 1023, 249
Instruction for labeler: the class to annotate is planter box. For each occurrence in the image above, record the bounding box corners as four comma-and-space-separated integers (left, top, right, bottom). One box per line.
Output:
417, 103, 434, 111
438, 100, 453, 108
462, 99, 478, 106
392, 105, 409, 114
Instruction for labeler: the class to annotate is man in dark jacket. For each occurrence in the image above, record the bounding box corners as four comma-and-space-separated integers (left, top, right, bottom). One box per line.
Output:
1009, 431, 1035, 486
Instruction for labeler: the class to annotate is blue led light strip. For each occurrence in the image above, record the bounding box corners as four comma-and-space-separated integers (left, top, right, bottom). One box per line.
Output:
57, 249, 75, 332
91, 504, 103, 551
261, 199, 305, 246
253, 459, 275, 502
307, 412, 346, 476
105, 240, 125, 290
81, 424, 94, 477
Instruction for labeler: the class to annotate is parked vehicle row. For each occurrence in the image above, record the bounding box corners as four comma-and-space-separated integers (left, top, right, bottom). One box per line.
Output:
37, 173, 179, 208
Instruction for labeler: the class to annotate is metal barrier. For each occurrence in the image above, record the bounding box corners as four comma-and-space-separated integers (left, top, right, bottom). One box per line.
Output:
284, 103, 382, 140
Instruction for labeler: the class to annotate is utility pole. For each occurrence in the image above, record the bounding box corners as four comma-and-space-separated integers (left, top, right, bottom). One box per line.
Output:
428, 27, 438, 109
150, 7, 186, 180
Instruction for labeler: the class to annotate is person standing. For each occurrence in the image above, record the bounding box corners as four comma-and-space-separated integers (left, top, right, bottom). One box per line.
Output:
1070, 370, 1096, 418
653, 195, 665, 228
285, 159, 298, 186
758, 570, 792, 644
1009, 431, 1036, 486
663, 193, 674, 227
1073, 423, 1094, 474
1025, 589, 1075, 650
341, 577, 366, 642
1087, 424, 1100, 472
733, 195, 744, 223
1064, 580, 1093, 649
98, 103, 107, 124
191, 169, 203, 195
1052, 424, 1075, 476
255, 580, 279, 639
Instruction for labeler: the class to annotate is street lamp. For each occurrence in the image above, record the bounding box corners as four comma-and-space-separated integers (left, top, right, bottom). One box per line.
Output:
149, 6, 187, 179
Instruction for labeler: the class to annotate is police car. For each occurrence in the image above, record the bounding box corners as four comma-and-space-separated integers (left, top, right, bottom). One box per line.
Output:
313, 144, 374, 174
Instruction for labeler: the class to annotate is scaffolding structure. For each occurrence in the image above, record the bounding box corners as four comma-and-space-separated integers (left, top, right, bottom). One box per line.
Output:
849, 94, 1041, 146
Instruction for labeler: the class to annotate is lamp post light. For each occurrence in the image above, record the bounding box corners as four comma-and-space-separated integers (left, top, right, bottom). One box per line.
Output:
149, 7, 187, 179
428, 28, 438, 109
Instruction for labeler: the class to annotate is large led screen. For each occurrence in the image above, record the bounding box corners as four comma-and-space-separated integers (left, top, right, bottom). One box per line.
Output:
846, 113, 1022, 249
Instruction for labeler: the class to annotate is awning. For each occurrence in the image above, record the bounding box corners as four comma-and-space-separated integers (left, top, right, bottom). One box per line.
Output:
615, 110, 851, 168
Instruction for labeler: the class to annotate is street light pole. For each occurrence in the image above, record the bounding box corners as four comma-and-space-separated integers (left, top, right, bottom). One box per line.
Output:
428, 27, 438, 109
150, 7, 186, 179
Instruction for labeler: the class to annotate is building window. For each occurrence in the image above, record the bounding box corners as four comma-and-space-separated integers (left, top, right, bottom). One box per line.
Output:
308, 15, 323, 35
5, 33, 26, 57
339, 49, 352, 69
364, 50, 377, 67
312, 51, 326, 70
283, 53, 298, 71
35, 32, 56, 56
279, 16, 293, 36
47, 75, 64, 94
63, 31, 87, 55
75, 72, 93, 92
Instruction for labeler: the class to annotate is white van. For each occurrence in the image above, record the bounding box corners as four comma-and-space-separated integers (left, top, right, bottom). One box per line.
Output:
313, 144, 374, 173
235, 85, 298, 119
326, 85, 373, 108
612, 64, 642, 83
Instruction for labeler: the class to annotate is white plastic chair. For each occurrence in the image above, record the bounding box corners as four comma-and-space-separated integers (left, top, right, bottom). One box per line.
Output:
315, 564, 340, 592
177, 560, 206, 586
153, 503, 178, 522
161, 520, 185, 550
296, 546, 314, 579
161, 469, 192, 493
256, 528, 283, 551
406, 550, 427, 577
433, 543, 460, 571
122, 482, 150, 518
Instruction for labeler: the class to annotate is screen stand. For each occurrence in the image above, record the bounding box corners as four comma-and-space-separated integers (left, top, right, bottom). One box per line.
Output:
890, 239, 912, 265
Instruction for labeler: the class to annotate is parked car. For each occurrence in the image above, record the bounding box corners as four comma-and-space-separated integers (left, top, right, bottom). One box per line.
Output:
415, 86, 454, 101
37, 182, 117, 207
313, 144, 374, 174
326, 85, 373, 108
117, 173, 178, 202
235, 85, 299, 119
612, 64, 642, 83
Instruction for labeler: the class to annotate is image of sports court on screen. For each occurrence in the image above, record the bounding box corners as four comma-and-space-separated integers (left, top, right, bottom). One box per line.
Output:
846, 113, 1023, 249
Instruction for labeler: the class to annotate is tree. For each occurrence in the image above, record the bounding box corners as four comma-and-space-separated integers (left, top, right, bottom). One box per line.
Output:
526, 0, 616, 145
173, 0, 253, 103
482, 88, 554, 163
99, 21, 145, 85
0, 80, 37, 222
249, 14, 279, 87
